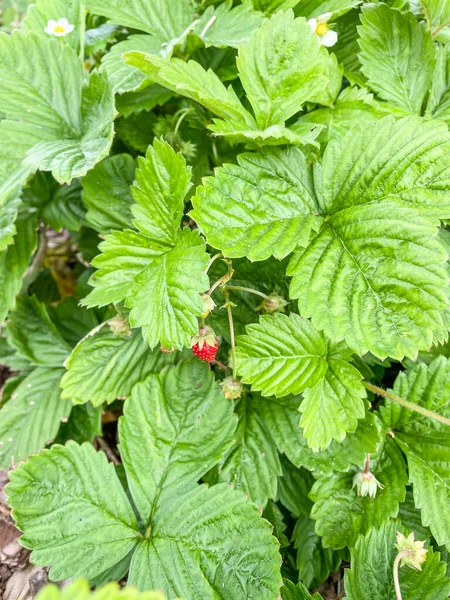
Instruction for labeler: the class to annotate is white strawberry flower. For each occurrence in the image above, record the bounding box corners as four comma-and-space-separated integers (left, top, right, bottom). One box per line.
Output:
44, 18, 75, 37
308, 12, 338, 47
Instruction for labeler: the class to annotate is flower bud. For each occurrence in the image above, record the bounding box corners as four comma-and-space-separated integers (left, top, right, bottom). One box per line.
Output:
256, 294, 288, 314
395, 531, 427, 571
352, 470, 384, 498
108, 314, 131, 337
220, 377, 242, 399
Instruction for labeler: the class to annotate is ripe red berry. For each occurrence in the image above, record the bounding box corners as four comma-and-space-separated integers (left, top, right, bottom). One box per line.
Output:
191, 325, 219, 363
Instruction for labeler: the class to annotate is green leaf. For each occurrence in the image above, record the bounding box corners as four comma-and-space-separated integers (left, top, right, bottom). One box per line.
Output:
426, 44, 450, 125
396, 433, 450, 549
56, 403, 103, 445
191, 147, 321, 261
195, 2, 264, 49
293, 515, 342, 589
280, 579, 321, 600
85, 0, 195, 40
310, 437, 408, 548
345, 520, 450, 600
0, 193, 22, 251
0, 33, 114, 199
21, 0, 81, 51
258, 393, 382, 474
6, 441, 140, 581
358, 4, 435, 113
35, 579, 170, 600
85, 23, 119, 55
235, 313, 366, 450
83, 141, 209, 349
81, 154, 136, 235
420, 0, 450, 32
7, 296, 71, 367
0, 367, 71, 469
216, 394, 281, 508
118, 360, 236, 525
277, 456, 314, 517
236, 10, 327, 128
294, 0, 360, 18
127, 484, 282, 598
115, 85, 173, 117
0, 212, 38, 323
288, 116, 450, 360
61, 328, 179, 406
47, 297, 100, 347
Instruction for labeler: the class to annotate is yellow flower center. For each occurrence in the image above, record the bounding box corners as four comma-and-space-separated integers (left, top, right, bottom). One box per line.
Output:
316, 22, 329, 36
54, 25, 65, 33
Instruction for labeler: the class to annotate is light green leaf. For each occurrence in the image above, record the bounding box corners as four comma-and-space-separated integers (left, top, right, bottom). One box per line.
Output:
35, 579, 170, 600
85, 23, 119, 54
81, 154, 136, 234
288, 116, 450, 360
190, 147, 321, 262
397, 433, 450, 549
115, 84, 173, 117
420, 0, 450, 32
216, 394, 281, 508
22, 0, 81, 51
235, 313, 366, 449
0, 367, 71, 469
345, 520, 450, 600
7, 295, 71, 367
61, 328, 179, 406
118, 360, 236, 525
0, 212, 38, 323
0, 33, 114, 199
280, 579, 321, 600
85, 0, 195, 40
6, 442, 140, 581
358, 4, 435, 113
100, 36, 165, 94
294, 0, 360, 18
258, 394, 382, 474
126, 229, 209, 349
298, 86, 385, 143
427, 44, 450, 125
0, 193, 22, 251
127, 484, 282, 599
251, 0, 301, 12
310, 437, 407, 548
131, 139, 191, 245
195, 1, 264, 49
236, 10, 327, 128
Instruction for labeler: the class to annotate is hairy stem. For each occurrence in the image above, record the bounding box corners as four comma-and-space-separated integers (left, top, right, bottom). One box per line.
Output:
205, 252, 223, 274
364, 382, 450, 428
223, 290, 236, 377
225, 285, 269, 300
393, 551, 409, 600
208, 259, 233, 295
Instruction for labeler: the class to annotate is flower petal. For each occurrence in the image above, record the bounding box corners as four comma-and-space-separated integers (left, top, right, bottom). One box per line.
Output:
58, 18, 69, 27
317, 12, 333, 22
66, 24, 75, 33
320, 29, 338, 47
308, 17, 317, 33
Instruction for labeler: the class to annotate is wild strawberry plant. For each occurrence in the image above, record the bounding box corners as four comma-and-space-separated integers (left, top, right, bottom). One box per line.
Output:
1, 0, 450, 598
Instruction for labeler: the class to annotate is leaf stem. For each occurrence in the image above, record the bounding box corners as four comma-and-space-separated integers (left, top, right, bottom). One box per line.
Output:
393, 551, 408, 600
223, 289, 236, 377
205, 252, 223, 274
207, 259, 233, 295
364, 382, 450, 428
224, 285, 269, 300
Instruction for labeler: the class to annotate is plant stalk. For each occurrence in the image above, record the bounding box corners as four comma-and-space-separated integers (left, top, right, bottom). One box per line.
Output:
364, 382, 450, 428
223, 289, 236, 378
393, 551, 409, 600
224, 285, 269, 300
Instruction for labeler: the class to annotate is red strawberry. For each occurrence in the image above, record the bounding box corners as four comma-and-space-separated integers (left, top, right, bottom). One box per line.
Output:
191, 325, 219, 363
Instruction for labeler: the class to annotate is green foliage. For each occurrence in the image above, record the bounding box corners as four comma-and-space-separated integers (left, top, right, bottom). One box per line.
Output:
4, 2, 450, 597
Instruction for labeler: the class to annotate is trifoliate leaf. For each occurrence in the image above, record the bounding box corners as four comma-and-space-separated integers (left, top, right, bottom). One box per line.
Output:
61, 328, 179, 406
195, 1, 264, 49
258, 393, 381, 473
345, 520, 450, 600
81, 154, 136, 234
35, 579, 170, 600
118, 360, 236, 524
310, 437, 407, 548
6, 442, 140, 581
358, 4, 435, 113
0, 33, 114, 200
85, 0, 195, 40
0, 212, 38, 323
7, 296, 71, 367
288, 116, 450, 360
127, 483, 282, 598
191, 147, 321, 261
396, 432, 450, 550
0, 367, 71, 469
83, 141, 209, 349
236, 10, 327, 129
216, 394, 281, 508
235, 313, 366, 449
22, 0, 81, 51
